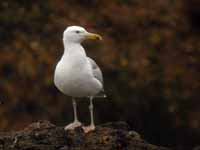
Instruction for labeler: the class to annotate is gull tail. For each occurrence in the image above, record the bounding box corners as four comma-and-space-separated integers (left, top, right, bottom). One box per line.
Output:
94, 89, 107, 98
0, 99, 4, 105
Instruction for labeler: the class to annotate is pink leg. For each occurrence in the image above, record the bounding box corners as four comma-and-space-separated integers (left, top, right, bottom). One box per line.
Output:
82, 97, 95, 133
65, 98, 82, 130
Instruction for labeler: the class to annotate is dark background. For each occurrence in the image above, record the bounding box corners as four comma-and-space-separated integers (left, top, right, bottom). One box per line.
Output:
0, 0, 200, 149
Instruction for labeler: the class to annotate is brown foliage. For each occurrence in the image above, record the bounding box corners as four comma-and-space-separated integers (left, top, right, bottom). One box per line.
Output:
0, 0, 199, 149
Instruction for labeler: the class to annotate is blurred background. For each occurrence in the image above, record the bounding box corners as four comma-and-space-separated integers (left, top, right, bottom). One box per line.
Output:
0, 0, 199, 149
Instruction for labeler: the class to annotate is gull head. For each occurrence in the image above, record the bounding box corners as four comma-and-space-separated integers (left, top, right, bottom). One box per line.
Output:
63, 26, 102, 44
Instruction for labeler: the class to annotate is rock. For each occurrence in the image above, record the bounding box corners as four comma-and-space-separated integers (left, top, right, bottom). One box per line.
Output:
0, 120, 170, 150
194, 146, 200, 150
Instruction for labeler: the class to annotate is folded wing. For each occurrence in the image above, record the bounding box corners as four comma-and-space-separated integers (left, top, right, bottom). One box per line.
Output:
87, 57, 106, 97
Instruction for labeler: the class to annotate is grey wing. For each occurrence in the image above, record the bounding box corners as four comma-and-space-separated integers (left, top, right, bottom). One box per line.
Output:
87, 57, 103, 84
87, 57, 106, 97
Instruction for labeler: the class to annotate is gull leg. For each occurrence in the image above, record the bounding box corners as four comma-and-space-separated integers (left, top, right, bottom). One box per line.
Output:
83, 97, 95, 133
65, 98, 82, 130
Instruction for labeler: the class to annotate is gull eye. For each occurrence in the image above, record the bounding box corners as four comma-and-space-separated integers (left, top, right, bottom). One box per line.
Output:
75, 30, 80, 34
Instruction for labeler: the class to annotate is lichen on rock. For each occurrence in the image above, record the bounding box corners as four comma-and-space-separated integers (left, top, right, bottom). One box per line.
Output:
0, 120, 170, 150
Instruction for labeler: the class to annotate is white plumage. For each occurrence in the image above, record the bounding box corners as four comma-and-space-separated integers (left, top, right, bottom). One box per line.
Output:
54, 26, 105, 133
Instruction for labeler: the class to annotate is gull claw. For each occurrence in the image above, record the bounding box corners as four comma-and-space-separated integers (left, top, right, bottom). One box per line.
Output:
82, 125, 95, 133
64, 121, 82, 130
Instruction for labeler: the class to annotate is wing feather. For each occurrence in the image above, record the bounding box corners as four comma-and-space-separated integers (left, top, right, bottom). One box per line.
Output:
87, 57, 103, 84
87, 57, 106, 97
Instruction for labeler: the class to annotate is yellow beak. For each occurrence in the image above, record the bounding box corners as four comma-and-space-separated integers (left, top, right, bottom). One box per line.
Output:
84, 33, 102, 40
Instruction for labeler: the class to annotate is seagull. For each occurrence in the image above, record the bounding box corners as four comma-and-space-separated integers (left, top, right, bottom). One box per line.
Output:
54, 26, 105, 133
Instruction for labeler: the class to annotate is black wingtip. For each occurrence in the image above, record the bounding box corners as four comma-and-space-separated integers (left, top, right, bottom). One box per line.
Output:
103, 94, 107, 98
0, 99, 4, 105
93, 94, 107, 98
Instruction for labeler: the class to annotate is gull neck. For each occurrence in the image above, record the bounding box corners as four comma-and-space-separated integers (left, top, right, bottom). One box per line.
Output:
63, 41, 86, 56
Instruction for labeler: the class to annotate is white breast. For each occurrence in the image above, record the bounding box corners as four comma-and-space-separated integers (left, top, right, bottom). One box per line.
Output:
54, 46, 102, 97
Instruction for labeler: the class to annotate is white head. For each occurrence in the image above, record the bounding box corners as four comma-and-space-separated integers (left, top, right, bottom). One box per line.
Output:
63, 26, 102, 44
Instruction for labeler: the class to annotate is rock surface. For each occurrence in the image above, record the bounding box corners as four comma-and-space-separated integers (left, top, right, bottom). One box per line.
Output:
0, 120, 170, 150
0, 121, 170, 150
